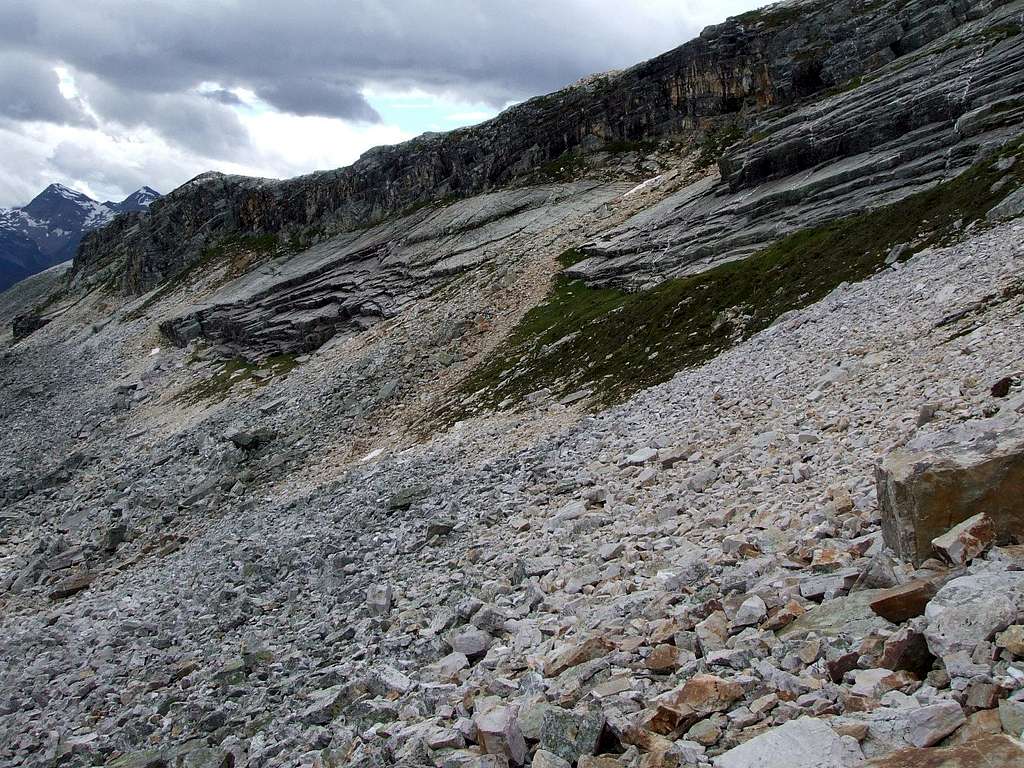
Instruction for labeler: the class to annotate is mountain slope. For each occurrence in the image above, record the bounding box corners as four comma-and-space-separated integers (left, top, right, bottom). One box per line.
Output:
69, 0, 1023, 298
1, 2, 1024, 767
0, 183, 160, 292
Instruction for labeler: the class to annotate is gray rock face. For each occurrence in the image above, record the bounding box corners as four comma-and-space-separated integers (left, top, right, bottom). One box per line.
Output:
158, 182, 625, 358
989, 186, 1024, 220
858, 701, 967, 755
572, 0, 1024, 286
70, 0, 1024, 306
924, 571, 1024, 658
876, 417, 1024, 565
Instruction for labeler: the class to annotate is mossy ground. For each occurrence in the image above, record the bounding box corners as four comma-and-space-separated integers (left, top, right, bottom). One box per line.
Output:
177, 353, 299, 404
442, 139, 1024, 422
695, 121, 744, 170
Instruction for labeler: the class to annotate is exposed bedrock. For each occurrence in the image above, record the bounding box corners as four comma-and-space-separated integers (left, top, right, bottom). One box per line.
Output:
571, 1, 1024, 285
160, 183, 626, 358
71, 0, 1018, 295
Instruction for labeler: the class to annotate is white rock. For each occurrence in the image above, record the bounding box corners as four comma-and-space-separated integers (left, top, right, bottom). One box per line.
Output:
924, 572, 1024, 658
713, 717, 863, 768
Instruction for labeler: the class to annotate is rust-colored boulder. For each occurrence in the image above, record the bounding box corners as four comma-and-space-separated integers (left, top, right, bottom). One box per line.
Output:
863, 734, 1024, 767
876, 419, 1024, 565
931, 513, 995, 566
644, 674, 744, 736
870, 580, 940, 623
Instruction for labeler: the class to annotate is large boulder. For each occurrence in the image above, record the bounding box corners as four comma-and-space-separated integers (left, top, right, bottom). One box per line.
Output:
876, 418, 1024, 565
856, 701, 966, 756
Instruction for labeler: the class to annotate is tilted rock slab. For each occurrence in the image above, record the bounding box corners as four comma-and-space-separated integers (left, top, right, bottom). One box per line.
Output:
863, 734, 1024, 767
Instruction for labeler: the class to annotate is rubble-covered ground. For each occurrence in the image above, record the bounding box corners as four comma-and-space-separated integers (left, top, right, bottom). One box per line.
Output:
2, 212, 1024, 766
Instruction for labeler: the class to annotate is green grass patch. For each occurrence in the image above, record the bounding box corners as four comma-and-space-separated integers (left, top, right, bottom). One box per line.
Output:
177, 354, 299, 403
601, 139, 660, 155
733, 5, 803, 28
695, 121, 745, 170
557, 248, 590, 268
440, 139, 1024, 422
531, 151, 589, 183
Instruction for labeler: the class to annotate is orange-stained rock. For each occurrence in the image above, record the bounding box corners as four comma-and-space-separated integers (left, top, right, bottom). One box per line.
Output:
932, 513, 995, 566
863, 734, 1024, 767
870, 579, 939, 623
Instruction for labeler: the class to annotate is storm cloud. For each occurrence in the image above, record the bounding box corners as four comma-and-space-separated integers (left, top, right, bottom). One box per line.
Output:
0, 0, 761, 205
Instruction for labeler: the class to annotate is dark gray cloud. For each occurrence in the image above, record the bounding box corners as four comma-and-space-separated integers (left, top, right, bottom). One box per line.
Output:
77, 73, 252, 159
0, 0, 761, 205
255, 78, 381, 122
0, 53, 91, 125
0, 1, 744, 115
202, 88, 245, 107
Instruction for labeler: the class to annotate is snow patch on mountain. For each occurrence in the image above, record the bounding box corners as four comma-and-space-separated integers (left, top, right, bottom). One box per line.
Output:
0, 183, 160, 292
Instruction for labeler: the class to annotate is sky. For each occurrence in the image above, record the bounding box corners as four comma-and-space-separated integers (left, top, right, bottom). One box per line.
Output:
0, 0, 763, 208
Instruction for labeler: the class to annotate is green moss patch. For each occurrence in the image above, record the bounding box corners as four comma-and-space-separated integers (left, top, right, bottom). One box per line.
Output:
696, 121, 744, 170
441, 139, 1024, 422
177, 354, 299, 404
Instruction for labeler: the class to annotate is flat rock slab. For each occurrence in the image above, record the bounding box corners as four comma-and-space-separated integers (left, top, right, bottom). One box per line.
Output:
713, 717, 864, 768
47, 573, 96, 601
779, 589, 895, 640
870, 579, 941, 623
863, 734, 1024, 767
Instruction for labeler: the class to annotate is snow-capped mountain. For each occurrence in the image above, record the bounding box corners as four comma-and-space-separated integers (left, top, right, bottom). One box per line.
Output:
0, 183, 160, 292
115, 186, 161, 213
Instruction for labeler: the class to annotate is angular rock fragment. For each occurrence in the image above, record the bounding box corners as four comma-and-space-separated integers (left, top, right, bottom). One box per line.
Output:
732, 595, 767, 628
301, 684, 348, 725
1000, 699, 1024, 738
995, 625, 1024, 656
451, 626, 492, 658
646, 675, 743, 736
366, 582, 393, 616
47, 573, 96, 600
540, 707, 605, 764
870, 579, 940, 623
931, 512, 994, 566
474, 705, 527, 766
532, 750, 571, 768
543, 636, 611, 677
861, 701, 966, 753
876, 419, 1024, 565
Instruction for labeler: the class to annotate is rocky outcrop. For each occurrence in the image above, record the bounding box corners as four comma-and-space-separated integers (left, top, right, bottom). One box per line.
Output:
572, 0, 1024, 285
876, 417, 1024, 565
159, 182, 628, 358
72, 0, 1024, 298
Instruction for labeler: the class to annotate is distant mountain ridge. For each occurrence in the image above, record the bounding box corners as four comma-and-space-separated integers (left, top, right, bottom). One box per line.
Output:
0, 183, 160, 292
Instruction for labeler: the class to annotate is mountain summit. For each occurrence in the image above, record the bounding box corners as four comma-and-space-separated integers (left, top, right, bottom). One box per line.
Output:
0, 183, 160, 291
